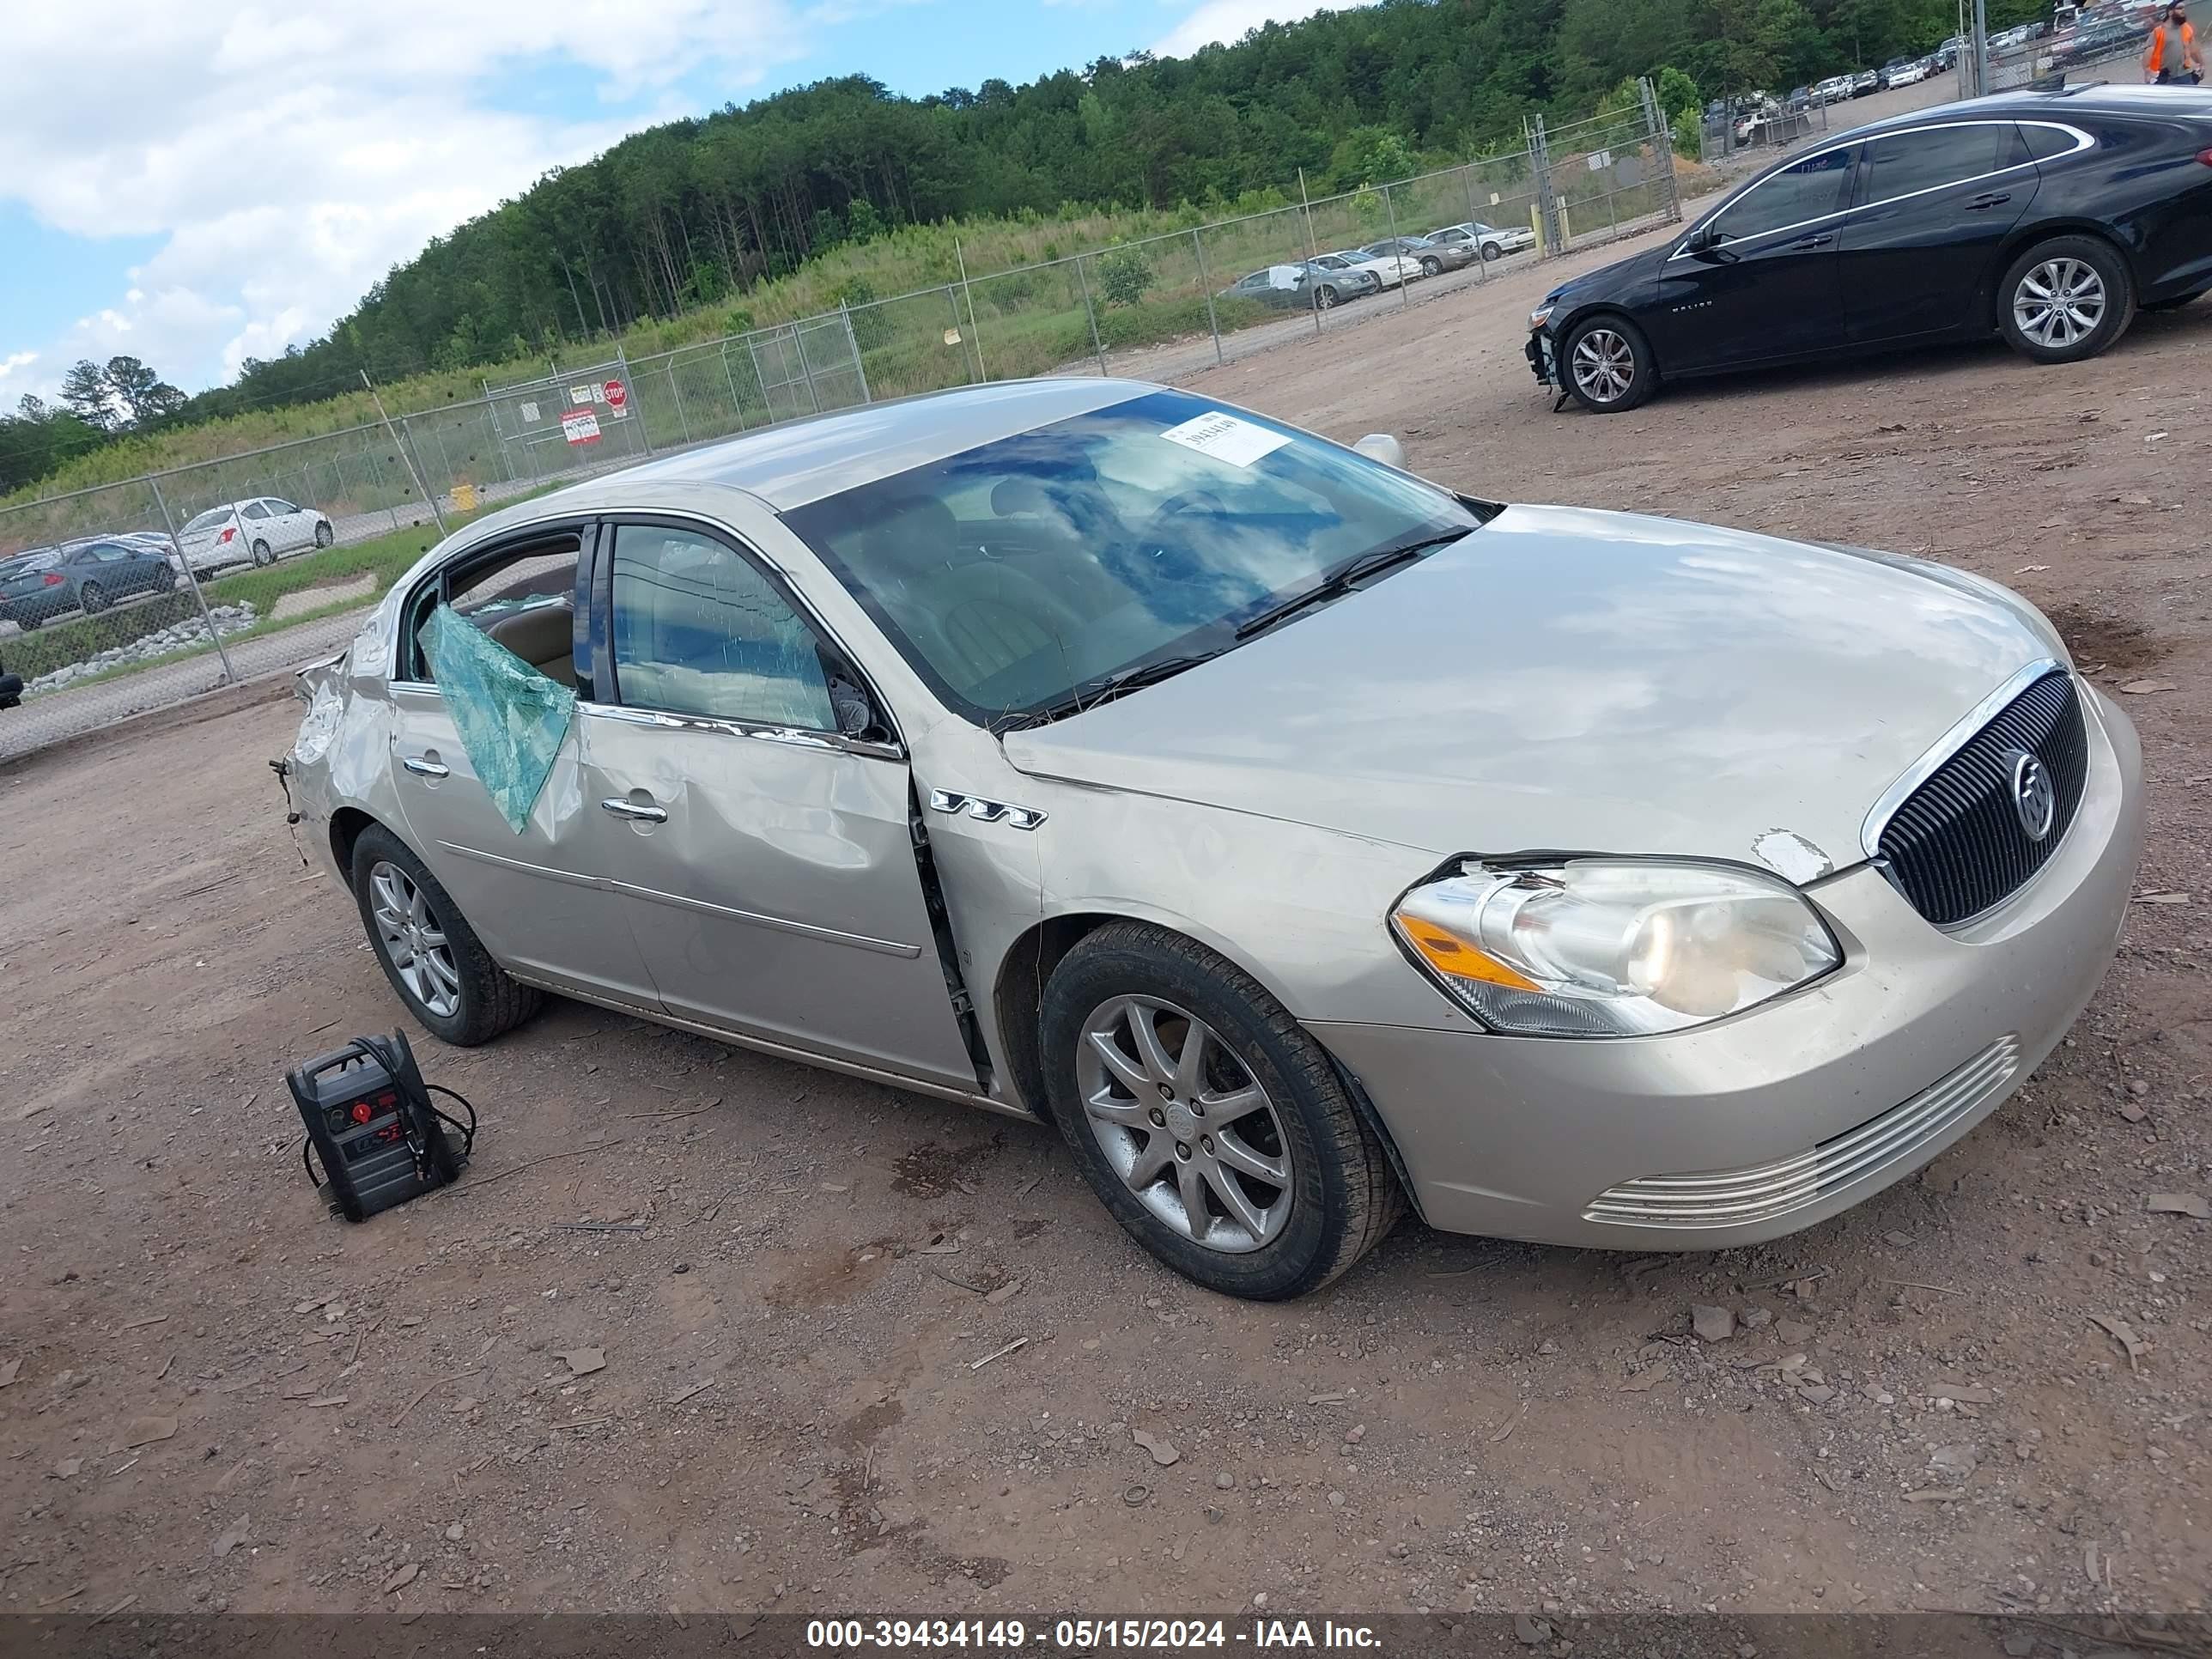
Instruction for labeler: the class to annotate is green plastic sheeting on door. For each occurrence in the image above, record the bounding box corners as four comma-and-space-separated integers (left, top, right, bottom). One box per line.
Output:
421, 603, 578, 835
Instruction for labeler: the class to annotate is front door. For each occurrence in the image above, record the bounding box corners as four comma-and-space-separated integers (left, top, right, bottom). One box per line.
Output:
386, 529, 659, 1010
1839, 121, 2036, 345
1644, 143, 1859, 372
583, 518, 981, 1091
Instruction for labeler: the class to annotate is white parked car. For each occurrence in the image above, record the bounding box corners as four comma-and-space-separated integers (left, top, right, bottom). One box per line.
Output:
1812, 74, 1856, 102
1428, 221, 1535, 262
1891, 59, 1933, 85
1322, 247, 1424, 287
178, 497, 336, 571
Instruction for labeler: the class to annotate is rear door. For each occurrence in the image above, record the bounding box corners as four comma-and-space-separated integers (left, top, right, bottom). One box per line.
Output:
1644, 143, 1860, 372
1838, 120, 2037, 345
238, 499, 273, 557
582, 516, 981, 1090
385, 524, 660, 1010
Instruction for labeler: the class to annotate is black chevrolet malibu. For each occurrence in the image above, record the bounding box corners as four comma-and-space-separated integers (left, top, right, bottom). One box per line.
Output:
1528, 86, 2212, 412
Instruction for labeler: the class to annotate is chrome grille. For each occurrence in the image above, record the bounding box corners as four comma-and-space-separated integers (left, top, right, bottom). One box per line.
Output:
1876, 672, 2087, 927
1583, 1036, 2021, 1229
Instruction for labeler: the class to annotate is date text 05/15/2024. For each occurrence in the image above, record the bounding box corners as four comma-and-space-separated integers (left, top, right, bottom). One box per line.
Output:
805, 1620, 1383, 1650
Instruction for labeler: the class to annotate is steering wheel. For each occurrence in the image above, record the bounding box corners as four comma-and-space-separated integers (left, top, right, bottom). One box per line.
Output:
1145, 489, 1231, 539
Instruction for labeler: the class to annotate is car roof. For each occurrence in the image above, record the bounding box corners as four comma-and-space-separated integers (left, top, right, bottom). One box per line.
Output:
1839, 83, 2212, 139
493, 378, 1154, 516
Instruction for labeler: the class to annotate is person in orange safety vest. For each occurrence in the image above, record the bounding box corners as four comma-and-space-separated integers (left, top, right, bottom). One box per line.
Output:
2146, 3, 2204, 82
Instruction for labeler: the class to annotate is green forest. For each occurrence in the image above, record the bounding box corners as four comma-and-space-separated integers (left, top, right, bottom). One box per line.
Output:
1, 0, 2045, 495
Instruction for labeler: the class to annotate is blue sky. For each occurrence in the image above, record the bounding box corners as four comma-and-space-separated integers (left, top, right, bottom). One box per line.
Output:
0, 0, 1328, 405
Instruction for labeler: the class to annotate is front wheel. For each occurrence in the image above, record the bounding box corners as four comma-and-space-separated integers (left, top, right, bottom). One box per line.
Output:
1041, 922, 1404, 1300
1420, 256, 1443, 276
1481, 241, 1503, 262
251, 538, 273, 567
1999, 235, 2135, 364
313, 520, 334, 548
1313, 284, 1339, 310
1561, 314, 1657, 412
350, 824, 542, 1046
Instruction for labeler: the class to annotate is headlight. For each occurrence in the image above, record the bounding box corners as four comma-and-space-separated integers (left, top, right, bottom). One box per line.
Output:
1389, 858, 1842, 1037
1529, 302, 1556, 330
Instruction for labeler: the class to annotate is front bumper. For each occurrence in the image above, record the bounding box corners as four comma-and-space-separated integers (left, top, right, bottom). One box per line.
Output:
1526, 328, 1556, 386
1312, 685, 2143, 1250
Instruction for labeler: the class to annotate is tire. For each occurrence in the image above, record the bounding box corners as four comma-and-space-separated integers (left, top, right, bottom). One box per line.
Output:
314, 520, 334, 548
2142, 289, 2205, 313
251, 538, 273, 567
1040, 921, 1404, 1300
78, 582, 109, 615
1998, 234, 2135, 364
1481, 241, 1503, 262
1313, 284, 1339, 310
1420, 256, 1443, 277
17, 614, 40, 632
157, 566, 178, 591
1560, 313, 1658, 413
349, 823, 542, 1046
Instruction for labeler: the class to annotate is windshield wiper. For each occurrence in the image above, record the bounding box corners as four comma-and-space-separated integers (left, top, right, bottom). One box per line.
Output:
999, 652, 1222, 732
1232, 527, 1471, 641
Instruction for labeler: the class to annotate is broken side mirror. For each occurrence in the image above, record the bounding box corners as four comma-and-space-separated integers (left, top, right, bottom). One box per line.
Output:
1352, 433, 1408, 469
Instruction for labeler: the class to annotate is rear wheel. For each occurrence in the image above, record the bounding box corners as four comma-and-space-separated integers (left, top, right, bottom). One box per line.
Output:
1561, 314, 1657, 413
349, 824, 542, 1046
78, 581, 109, 614
1041, 922, 1404, 1300
1999, 235, 2135, 364
251, 538, 273, 567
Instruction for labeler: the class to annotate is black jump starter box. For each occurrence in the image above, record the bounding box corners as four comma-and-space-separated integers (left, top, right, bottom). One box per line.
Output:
288, 1031, 471, 1221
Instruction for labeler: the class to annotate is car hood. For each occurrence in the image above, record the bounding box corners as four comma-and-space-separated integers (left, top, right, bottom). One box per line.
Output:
1001, 504, 2063, 875
1546, 245, 1668, 314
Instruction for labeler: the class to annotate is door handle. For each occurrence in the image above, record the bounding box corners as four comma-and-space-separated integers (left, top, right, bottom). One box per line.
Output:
599, 797, 668, 823
402, 755, 449, 778
1789, 232, 1834, 250
1965, 191, 2012, 210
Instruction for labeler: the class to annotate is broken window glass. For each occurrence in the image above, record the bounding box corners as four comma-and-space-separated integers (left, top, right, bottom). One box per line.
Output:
420, 602, 577, 834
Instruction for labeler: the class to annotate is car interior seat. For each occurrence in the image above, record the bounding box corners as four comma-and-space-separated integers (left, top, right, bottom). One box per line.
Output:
485, 601, 576, 687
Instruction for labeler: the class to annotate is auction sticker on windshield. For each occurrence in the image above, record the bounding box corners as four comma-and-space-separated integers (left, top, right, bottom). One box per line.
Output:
1159, 410, 1291, 468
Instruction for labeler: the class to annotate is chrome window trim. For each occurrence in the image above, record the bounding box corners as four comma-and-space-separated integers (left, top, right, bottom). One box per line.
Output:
577, 697, 903, 763
1857, 655, 2066, 861
1668, 121, 2094, 263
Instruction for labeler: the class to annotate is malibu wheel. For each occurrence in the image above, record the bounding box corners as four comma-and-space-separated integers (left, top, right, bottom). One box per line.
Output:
1999, 235, 2134, 364
350, 824, 541, 1046
1561, 314, 1656, 412
1042, 922, 1403, 1300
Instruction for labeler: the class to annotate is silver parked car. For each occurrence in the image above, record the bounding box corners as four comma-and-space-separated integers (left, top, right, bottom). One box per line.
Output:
286, 380, 2143, 1300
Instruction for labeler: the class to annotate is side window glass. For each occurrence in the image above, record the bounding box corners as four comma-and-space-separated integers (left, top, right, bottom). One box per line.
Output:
242, 501, 270, 520
1712, 147, 1856, 241
1863, 125, 2012, 203
609, 524, 836, 730
2018, 123, 2079, 161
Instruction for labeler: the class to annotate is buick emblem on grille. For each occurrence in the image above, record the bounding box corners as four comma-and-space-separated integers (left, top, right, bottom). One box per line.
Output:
2008, 749, 2057, 842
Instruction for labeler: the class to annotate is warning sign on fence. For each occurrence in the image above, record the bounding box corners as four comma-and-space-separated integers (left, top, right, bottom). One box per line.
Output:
562, 410, 602, 446
519, 400, 540, 423
570, 385, 596, 406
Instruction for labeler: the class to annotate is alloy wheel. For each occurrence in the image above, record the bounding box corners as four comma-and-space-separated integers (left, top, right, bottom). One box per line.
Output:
368, 860, 461, 1018
79, 582, 107, 614
2014, 258, 2106, 349
1571, 328, 1638, 404
1075, 994, 1293, 1254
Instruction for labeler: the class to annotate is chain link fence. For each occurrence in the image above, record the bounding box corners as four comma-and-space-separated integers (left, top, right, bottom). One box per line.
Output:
1, 80, 1680, 762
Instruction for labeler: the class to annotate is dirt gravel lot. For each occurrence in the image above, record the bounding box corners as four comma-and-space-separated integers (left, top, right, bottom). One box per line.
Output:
3, 224, 2207, 1635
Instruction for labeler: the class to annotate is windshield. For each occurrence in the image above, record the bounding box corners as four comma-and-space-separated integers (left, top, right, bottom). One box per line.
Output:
784, 389, 1481, 727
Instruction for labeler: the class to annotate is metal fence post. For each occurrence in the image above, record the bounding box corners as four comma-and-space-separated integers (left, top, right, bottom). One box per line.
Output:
1297, 167, 1324, 332
361, 372, 448, 538
1464, 162, 1490, 283
791, 328, 823, 413
1531, 117, 1562, 258
1381, 181, 1410, 312
1640, 76, 1681, 226
746, 335, 775, 418
720, 343, 750, 430
842, 303, 873, 404
1073, 258, 1108, 376
148, 474, 236, 684
1192, 228, 1224, 366
660, 360, 693, 445
615, 344, 652, 456
365, 443, 402, 532
956, 240, 987, 383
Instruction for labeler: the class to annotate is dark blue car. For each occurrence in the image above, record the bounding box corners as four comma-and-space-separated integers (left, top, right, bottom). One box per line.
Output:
0, 538, 179, 631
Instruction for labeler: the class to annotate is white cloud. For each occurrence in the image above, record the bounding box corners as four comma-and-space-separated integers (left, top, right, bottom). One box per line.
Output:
0, 1, 823, 397
1152, 0, 1356, 58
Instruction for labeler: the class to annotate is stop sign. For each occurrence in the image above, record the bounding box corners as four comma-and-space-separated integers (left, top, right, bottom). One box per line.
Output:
602, 378, 627, 410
